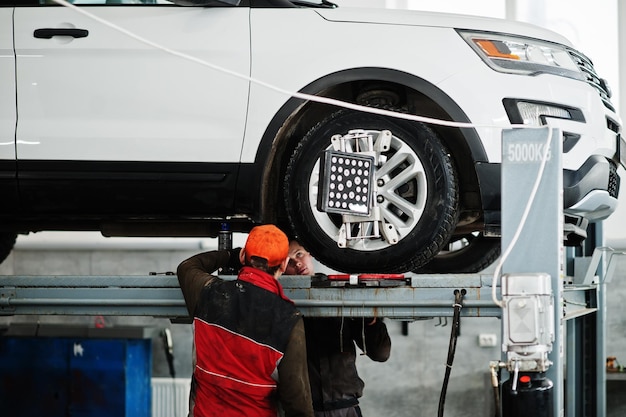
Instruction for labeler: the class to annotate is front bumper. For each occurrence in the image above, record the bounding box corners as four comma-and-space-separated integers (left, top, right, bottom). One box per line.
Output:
563, 155, 620, 221
476, 152, 620, 240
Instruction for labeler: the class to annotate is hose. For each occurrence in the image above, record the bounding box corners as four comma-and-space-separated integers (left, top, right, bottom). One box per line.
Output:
493, 385, 501, 417
437, 289, 465, 417
490, 361, 503, 417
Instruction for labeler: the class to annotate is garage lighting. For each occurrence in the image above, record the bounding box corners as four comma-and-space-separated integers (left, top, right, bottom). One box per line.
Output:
516, 102, 571, 125
503, 99, 585, 153
503, 99, 585, 126
317, 150, 375, 216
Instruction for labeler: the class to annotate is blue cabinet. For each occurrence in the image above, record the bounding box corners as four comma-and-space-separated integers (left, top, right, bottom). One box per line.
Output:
0, 328, 151, 417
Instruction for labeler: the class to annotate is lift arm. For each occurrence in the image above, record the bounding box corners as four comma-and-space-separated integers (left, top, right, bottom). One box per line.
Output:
0, 273, 596, 321
0, 273, 503, 319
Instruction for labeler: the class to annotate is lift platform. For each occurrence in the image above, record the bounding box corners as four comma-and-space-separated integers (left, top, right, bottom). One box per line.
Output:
0, 271, 598, 321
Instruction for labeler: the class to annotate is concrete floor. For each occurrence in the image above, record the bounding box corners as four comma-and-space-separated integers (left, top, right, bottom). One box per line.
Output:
1, 235, 626, 416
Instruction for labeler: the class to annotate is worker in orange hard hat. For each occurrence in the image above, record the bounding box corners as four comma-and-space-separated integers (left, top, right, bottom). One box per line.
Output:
177, 225, 313, 417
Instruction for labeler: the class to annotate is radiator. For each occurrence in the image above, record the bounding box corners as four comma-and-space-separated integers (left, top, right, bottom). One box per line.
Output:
151, 377, 191, 417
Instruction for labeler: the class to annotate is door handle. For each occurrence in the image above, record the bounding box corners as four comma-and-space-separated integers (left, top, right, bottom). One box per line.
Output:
33, 28, 89, 39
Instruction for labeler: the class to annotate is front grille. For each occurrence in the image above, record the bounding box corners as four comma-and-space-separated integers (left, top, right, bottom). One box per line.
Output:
568, 49, 615, 112
608, 160, 619, 198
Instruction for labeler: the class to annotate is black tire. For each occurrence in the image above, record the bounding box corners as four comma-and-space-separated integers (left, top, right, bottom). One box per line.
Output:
284, 109, 459, 273
0, 233, 17, 265
414, 232, 501, 274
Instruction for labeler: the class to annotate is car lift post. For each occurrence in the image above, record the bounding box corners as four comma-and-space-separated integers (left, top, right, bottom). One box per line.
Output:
500, 127, 563, 416
499, 126, 617, 417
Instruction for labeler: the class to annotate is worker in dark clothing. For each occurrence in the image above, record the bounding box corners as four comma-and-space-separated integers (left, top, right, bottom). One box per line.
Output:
285, 240, 391, 417
177, 225, 314, 417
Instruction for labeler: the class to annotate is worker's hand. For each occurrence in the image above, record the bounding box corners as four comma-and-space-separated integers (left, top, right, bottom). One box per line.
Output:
226, 247, 243, 271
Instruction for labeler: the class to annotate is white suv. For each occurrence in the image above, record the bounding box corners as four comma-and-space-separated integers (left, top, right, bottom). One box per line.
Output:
0, 0, 623, 273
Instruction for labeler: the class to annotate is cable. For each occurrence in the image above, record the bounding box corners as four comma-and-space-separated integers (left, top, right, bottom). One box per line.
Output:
50, 0, 542, 131
489, 362, 503, 417
162, 328, 176, 378
492, 385, 501, 417
438, 289, 465, 417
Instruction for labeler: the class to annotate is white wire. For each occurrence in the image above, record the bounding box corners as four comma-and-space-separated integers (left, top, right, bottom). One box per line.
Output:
50, 0, 540, 130
51, 0, 553, 308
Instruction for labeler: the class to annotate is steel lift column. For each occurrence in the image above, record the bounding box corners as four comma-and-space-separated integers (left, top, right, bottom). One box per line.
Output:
499, 126, 608, 417
500, 127, 562, 416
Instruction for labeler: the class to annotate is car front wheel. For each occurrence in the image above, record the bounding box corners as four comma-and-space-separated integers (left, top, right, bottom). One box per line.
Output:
284, 109, 459, 273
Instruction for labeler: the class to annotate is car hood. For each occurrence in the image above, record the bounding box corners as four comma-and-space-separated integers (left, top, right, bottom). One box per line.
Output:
315, 7, 573, 47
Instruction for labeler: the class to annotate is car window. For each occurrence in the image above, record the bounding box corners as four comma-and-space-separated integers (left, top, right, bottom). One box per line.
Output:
68, 0, 156, 3
5, 0, 233, 5
37, 0, 172, 4
74, 0, 170, 3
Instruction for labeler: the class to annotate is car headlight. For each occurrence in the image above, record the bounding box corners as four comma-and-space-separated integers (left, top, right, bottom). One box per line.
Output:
458, 30, 585, 81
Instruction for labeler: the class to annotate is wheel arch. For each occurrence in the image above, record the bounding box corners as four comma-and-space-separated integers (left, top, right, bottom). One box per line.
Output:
250, 67, 489, 228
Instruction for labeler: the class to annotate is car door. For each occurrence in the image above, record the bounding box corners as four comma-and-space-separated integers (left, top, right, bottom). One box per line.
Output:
0, 8, 18, 211
13, 1, 250, 216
